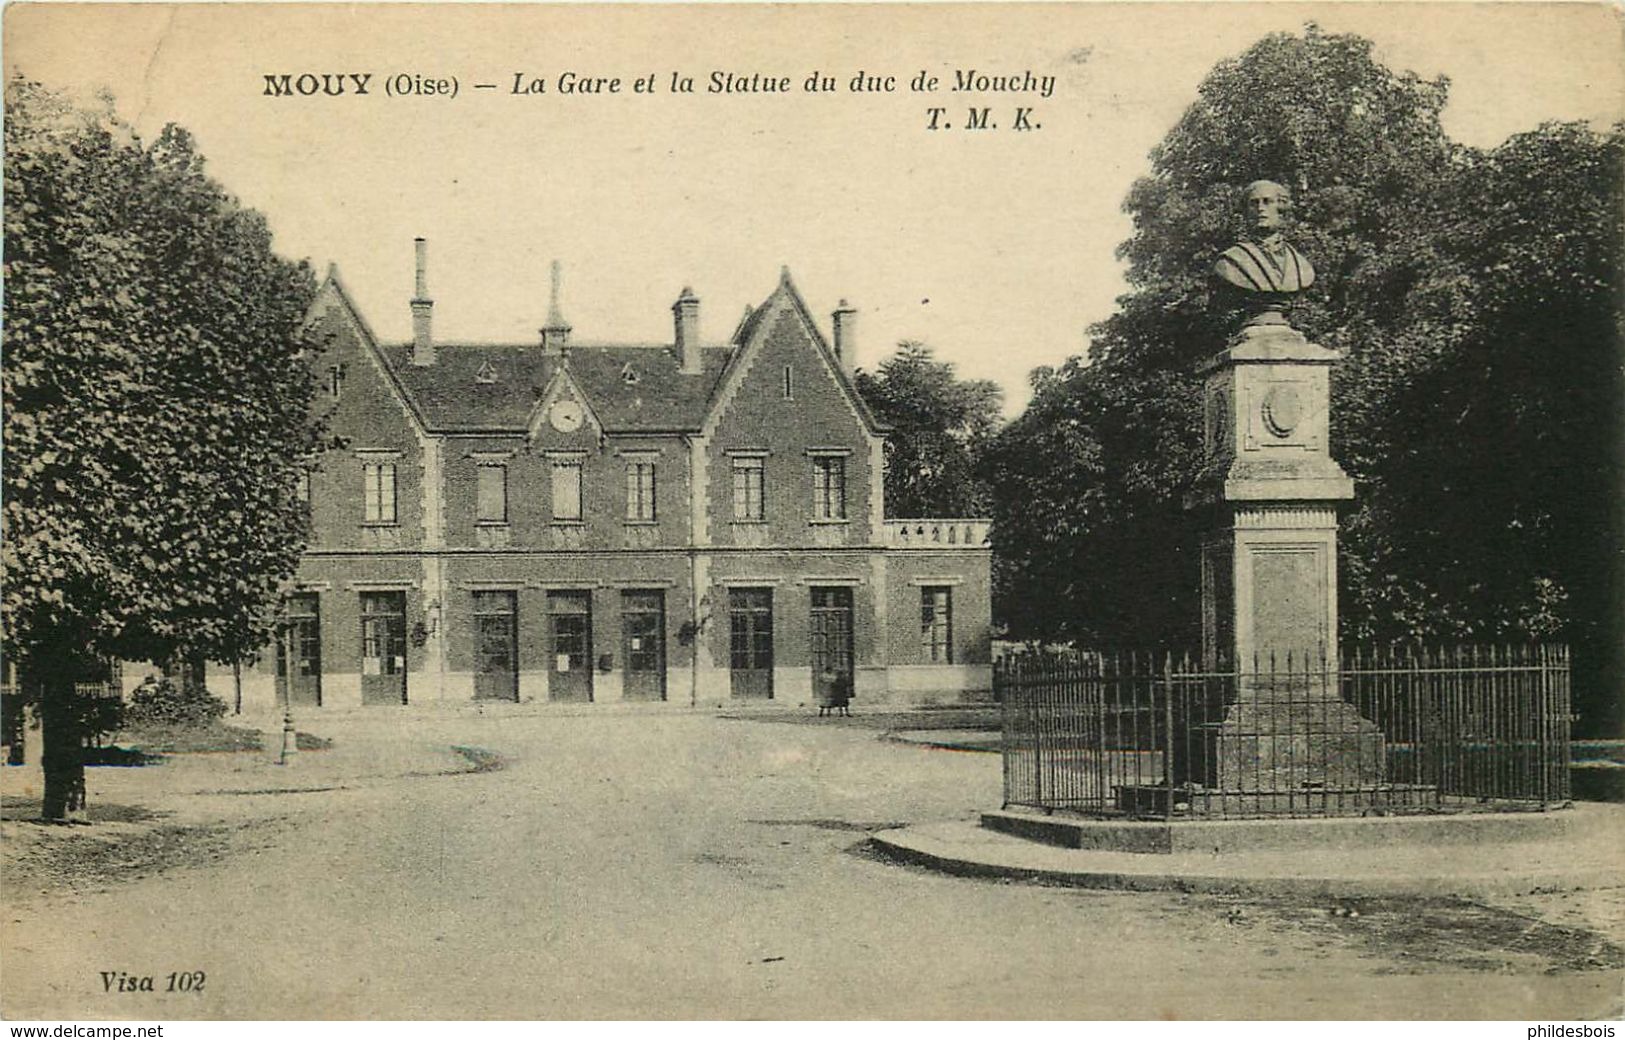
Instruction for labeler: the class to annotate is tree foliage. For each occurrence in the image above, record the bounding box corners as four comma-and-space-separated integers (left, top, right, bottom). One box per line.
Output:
855, 341, 1002, 518
2, 77, 325, 813
986, 28, 1623, 730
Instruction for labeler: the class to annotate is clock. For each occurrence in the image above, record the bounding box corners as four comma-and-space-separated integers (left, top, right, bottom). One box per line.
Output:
549, 399, 584, 433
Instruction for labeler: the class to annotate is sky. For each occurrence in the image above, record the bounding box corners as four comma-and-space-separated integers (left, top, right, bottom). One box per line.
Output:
6, 3, 1623, 413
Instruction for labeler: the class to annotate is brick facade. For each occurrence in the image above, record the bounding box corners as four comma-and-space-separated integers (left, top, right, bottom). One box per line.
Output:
227, 251, 992, 712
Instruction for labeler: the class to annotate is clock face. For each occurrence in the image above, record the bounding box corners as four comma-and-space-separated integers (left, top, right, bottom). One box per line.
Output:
549, 399, 584, 433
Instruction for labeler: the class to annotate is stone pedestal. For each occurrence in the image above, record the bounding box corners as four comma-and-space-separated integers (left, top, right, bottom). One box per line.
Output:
1184, 321, 1384, 794
1202, 693, 1385, 791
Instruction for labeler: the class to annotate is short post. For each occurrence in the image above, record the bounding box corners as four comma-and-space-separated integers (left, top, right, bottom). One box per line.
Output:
278, 622, 297, 765
279, 704, 297, 764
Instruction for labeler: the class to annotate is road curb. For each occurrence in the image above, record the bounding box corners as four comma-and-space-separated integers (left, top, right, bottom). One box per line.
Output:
870, 819, 1625, 899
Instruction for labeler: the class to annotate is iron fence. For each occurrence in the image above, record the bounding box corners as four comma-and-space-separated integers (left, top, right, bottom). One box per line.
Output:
2, 666, 126, 761
998, 645, 1572, 819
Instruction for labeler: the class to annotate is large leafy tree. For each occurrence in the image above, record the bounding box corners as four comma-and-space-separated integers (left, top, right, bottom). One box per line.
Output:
988, 27, 1623, 732
1342, 122, 1625, 732
855, 341, 1002, 518
3, 78, 325, 818
989, 26, 1455, 649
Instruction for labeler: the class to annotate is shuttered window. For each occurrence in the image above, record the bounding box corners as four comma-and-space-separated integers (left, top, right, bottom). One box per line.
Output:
552, 460, 583, 521
477, 465, 508, 524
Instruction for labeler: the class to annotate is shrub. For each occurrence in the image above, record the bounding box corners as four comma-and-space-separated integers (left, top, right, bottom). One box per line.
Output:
122, 675, 228, 729
75, 692, 125, 747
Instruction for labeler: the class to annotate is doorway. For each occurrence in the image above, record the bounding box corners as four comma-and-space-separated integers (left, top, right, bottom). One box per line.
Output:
276, 592, 323, 707
548, 590, 593, 702
473, 590, 519, 701
621, 590, 666, 701
728, 588, 774, 699
360, 591, 407, 705
810, 587, 854, 706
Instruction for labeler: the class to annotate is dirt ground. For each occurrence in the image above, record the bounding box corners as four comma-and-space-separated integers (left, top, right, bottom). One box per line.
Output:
2, 710, 1621, 1020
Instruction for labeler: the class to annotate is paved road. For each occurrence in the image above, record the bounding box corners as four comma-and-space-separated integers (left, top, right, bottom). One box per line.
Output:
3, 712, 1619, 1019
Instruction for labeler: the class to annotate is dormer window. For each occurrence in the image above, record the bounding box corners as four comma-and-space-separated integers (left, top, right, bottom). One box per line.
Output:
621, 362, 640, 386
475, 360, 498, 385
783, 365, 793, 400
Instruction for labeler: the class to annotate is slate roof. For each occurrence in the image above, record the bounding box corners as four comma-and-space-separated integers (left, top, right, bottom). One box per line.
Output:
377, 342, 733, 433
323, 264, 886, 436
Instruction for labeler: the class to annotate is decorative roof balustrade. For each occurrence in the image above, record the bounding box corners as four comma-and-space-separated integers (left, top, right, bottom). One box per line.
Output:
882, 519, 991, 549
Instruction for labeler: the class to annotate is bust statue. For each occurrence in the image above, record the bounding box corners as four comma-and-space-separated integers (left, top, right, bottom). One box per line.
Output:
1212, 180, 1314, 325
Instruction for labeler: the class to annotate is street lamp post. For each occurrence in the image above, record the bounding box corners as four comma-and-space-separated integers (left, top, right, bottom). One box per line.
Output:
278, 619, 297, 765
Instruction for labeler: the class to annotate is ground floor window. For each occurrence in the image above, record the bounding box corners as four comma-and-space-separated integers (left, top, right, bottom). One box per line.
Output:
921, 586, 953, 663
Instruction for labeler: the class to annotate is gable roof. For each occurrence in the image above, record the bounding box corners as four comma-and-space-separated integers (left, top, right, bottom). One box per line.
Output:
305, 267, 433, 435
315, 265, 887, 436
704, 268, 888, 438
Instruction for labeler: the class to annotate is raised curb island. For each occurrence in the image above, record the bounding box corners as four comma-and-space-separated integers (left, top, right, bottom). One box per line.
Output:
871, 804, 1625, 898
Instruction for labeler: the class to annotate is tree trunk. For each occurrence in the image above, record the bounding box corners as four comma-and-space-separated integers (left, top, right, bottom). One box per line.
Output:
39, 649, 88, 823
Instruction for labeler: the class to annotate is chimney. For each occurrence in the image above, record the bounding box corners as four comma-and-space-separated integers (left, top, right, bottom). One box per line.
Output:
831, 298, 856, 379
540, 259, 572, 356
674, 286, 701, 374
410, 237, 435, 366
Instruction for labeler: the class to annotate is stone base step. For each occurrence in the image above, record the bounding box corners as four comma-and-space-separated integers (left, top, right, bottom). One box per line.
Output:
1116, 783, 1438, 817
981, 804, 1574, 855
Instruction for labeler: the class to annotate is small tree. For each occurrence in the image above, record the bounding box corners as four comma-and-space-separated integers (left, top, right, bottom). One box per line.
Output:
855, 341, 1002, 518
2, 78, 324, 819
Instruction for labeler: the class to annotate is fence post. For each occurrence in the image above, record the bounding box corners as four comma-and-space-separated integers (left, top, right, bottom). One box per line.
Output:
1031, 656, 1044, 810
1162, 653, 1175, 819
998, 656, 1009, 809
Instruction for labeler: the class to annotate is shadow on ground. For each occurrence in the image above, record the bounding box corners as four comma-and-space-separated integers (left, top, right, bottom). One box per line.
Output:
0, 793, 164, 825
1178, 893, 1625, 976
857, 830, 1625, 978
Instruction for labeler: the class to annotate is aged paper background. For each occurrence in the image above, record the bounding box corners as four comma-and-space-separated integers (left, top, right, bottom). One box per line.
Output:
3, 1, 1623, 1023
8, 2, 1621, 410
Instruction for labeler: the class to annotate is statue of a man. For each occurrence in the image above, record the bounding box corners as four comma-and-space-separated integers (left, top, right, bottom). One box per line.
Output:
1212, 180, 1314, 323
